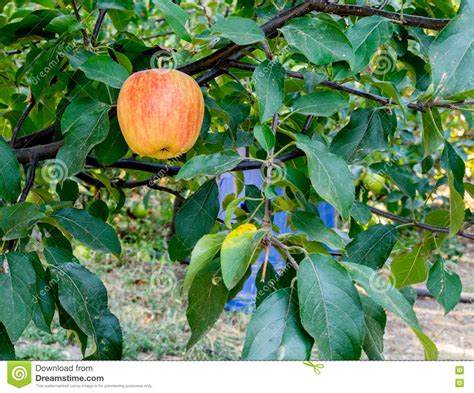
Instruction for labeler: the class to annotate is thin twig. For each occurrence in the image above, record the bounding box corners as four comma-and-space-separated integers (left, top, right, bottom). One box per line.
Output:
11, 95, 35, 147
369, 206, 474, 240
18, 156, 37, 203
92, 9, 108, 45
71, 0, 91, 48
271, 237, 299, 270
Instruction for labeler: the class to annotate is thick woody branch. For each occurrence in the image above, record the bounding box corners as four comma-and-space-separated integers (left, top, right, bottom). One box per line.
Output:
179, 1, 448, 77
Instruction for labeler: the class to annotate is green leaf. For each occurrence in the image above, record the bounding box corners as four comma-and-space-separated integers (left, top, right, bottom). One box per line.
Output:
252, 60, 285, 121
0, 253, 36, 342
298, 254, 365, 360
344, 263, 438, 360
30, 253, 55, 334
46, 14, 82, 33
280, 17, 353, 66
243, 287, 313, 360
361, 295, 386, 360
0, 203, 45, 240
255, 262, 278, 308
330, 108, 396, 162
429, 10, 474, 98
421, 108, 444, 156
52, 208, 121, 255
291, 211, 345, 250
175, 180, 220, 250
176, 152, 244, 181
292, 91, 349, 117
97, 0, 133, 10
426, 258, 462, 314
78, 55, 129, 89
45, 248, 122, 360
211, 16, 264, 45
441, 141, 465, 195
350, 201, 372, 225
58, 98, 110, 176
94, 118, 129, 166
253, 123, 275, 153
186, 259, 228, 349
448, 173, 465, 237
0, 137, 21, 203
347, 16, 393, 74
296, 135, 354, 220
221, 229, 265, 289
391, 242, 429, 288
153, 0, 191, 42
345, 224, 397, 269
0, 323, 15, 360
182, 232, 227, 294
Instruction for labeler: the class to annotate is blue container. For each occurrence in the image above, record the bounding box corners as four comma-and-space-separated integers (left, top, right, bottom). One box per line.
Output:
218, 168, 337, 312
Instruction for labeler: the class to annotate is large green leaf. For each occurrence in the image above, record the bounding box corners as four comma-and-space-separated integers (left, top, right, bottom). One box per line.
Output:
30, 253, 55, 334
243, 287, 313, 360
252, 60, 285, 121
421, 108, 444, 156
347, 16, 394, 74
57, 98, 110, 176
182, 232, 227, 294
429, 10, 474, 98
153, 0, 191, 42
52, 208, 121, 255
426, 258, 462, 315
0, 137, 21, 203
344, 263, 438, 360
330, 108, 396, 161
253, 123, 276, 153
175, 180, 220, 250
0, 203, 45, 240
441, 141, 465, 195
361, 295, 386, 360
210, 16, 264, 45
448, 173, 465, 237
0, 253, 36, 342
280, 17, 353, 66
186, 259, 228, 349
45, 247, 122, 360
345, 224, 397, 270
221, 229, 265, 290
292, 91, 349, 117
296, 135, 354, 220
391, 242, 429, 288
298, 254, 365, 360
78, 55, 129, 89
176, 152, 244, 181
291, 211, 345, 250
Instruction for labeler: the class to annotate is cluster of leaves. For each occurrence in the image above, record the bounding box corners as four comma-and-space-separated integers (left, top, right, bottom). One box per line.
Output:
0, 0, 473, 361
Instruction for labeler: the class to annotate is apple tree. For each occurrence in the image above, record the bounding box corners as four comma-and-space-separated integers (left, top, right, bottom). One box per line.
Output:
0, 0, 473, 360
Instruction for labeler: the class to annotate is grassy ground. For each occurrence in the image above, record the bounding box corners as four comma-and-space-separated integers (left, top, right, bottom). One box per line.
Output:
17, 192, 474, 361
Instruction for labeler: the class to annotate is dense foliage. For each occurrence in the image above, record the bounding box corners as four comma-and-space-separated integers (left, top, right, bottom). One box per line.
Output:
0, 0, 473, 361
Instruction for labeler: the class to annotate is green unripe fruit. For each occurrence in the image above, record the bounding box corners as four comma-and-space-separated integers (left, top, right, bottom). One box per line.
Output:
131, 202, 147, 218
363, 173, 386, 194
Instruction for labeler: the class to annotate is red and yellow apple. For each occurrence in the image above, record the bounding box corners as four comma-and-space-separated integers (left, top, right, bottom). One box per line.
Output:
117, 69, 204, 159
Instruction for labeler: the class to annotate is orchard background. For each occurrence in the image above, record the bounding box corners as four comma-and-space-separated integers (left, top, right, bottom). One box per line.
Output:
0, 0, 473, 361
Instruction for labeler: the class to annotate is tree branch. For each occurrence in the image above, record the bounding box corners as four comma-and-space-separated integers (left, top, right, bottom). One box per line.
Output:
10, 96, 35, 147
71, 0, 91, 48
92, 9, 108, 45
369, 206, 474, 240
18, 156, 37, 203
178, 1, 448, 77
